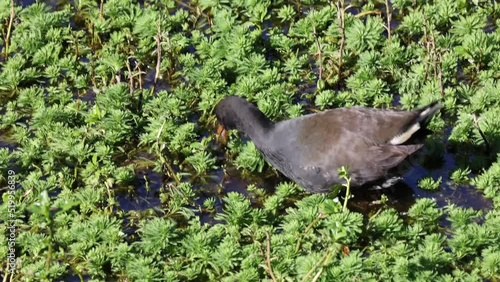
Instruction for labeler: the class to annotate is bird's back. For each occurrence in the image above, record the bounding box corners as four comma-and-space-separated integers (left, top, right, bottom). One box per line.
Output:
255, 106, 433, 193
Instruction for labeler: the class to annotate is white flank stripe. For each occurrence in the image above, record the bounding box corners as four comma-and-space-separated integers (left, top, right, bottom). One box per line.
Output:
419, 107, 431, 117
390, 123, 421, 145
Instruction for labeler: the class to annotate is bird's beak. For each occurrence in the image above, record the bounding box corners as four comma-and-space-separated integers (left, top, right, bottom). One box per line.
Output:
216, 123, 229, 145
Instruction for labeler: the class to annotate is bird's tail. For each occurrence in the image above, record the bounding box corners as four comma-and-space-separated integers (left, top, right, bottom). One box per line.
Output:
416, 101, 443, 127
389, 101, 442, 145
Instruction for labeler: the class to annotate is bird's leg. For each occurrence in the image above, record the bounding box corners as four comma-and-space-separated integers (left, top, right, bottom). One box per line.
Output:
368, 176, 403, 190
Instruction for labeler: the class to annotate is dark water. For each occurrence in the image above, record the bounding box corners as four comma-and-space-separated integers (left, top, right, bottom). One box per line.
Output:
348, 151, 492, 215
0, 137, 17, 152
118, 130, 492, 221
113, 74, 493, 220
4, 0, 493, 220
116, 166, 163, 212
139, 98, 489, 219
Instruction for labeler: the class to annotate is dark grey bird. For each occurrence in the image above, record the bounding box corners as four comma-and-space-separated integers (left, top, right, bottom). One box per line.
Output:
215, 96, 442, 193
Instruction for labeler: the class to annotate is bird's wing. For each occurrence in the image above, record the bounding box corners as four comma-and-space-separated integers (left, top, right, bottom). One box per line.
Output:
324, 107, 422, 144
367, 144, 423, 169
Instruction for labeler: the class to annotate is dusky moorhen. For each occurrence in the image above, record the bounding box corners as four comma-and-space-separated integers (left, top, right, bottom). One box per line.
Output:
215, 96, 441, 193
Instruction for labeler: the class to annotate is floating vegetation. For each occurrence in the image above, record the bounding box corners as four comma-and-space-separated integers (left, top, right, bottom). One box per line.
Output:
418, 176, 442, 191
0, 0, 500, 280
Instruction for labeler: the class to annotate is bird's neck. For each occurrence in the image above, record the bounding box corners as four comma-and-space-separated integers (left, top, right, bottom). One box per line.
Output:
235, 106, 274, 144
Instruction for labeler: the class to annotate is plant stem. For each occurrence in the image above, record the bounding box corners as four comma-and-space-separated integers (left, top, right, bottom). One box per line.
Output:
3, 262, 11, 282
311, 269, 323, 282
423, 15, 444, 96
156, 121, 180, 186
343, 176, 351, 212
72, 31, 79, 59
336, 0, 345, 90
135, 63, 145, 113
99, 0, 104, 19
126, 56, 134, 96
300, 249, 332, 282
265, 232, 277, 282
423, 27, 429, 81
431, 39, 437, 78
153, 21, 162, 93
313, 26, 323, 80
423, 15, 437, 79
354, 10, 381, 18
104, 180, 113, 211
137, 63, 144, 90
46, 217, 54, 273
69, 264, 84, 282
311, 250, 334, 282
437, 52, 444, 97
4, 0, 15, 58
164, 32, 175, 82
158, 155, 181, 185
169, 182, 202, 211
295, 212, 326, 252
173, 0, 199, 13
90, 21, 96, 88
73, 166, 78, 181
472, 114, 490, 153
384, 0, 392, 44
163, 160, 180, 185
369, 207, 383, 221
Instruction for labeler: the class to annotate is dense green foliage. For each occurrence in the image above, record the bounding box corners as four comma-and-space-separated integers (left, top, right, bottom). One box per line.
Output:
1, 0, 500, 280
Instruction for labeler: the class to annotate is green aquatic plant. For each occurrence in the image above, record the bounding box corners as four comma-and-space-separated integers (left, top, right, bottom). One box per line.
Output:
472, 157, 500, 200
408, 198, 443, 232
450, 167, 471, 184
446, 204, 482, 230
345, 15, 384, 52
418, 176, 442, 191
235, 141, 266, 173
0, 148, 11, 182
